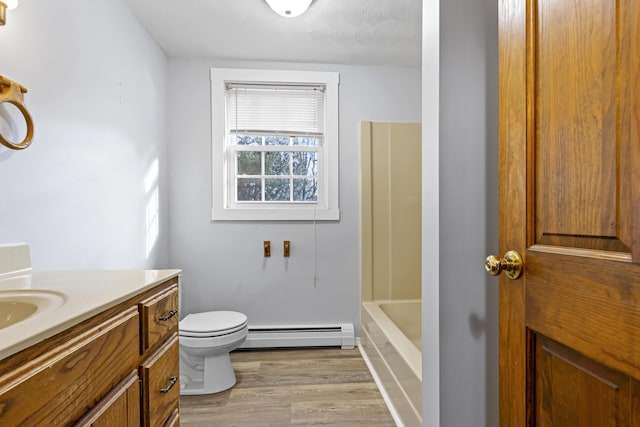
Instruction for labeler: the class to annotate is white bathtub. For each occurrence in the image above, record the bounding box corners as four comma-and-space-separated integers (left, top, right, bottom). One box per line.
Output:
360, 300, 421, 427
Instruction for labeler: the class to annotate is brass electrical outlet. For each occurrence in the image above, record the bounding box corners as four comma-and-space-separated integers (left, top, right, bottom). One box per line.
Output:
264, 241, 271, 257
284, 240, 291, 257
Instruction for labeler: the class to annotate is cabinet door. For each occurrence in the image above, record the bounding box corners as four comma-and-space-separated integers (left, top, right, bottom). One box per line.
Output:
164, 409, 180, 427
0, 308, 140, 426
74, 371, 140, 426
140, 334, 180, 427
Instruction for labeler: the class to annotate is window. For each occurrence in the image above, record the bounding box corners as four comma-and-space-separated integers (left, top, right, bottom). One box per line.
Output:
211, 68, 339, 221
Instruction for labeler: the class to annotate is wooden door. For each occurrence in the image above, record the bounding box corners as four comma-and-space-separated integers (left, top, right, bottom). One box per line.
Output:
498, 0, 640, 425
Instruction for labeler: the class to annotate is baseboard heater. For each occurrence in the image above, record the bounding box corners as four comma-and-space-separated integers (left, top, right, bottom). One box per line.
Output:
239, 323, 355, 349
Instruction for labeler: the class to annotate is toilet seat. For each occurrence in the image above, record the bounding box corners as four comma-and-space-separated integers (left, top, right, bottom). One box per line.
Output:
179, 311, 248, 338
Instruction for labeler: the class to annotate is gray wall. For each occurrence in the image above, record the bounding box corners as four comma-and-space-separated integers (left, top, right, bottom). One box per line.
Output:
167, 59, 421, 330
0, 0, 169, 270
438, 0, 499, 425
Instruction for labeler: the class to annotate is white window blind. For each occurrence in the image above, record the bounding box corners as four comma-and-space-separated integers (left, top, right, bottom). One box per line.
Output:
226, 85, 325, 136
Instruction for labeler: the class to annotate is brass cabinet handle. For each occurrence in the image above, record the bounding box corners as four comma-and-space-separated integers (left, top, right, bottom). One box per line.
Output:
485, 250, 523, 280
159, 310, 177, 321
160, 376, 178, 394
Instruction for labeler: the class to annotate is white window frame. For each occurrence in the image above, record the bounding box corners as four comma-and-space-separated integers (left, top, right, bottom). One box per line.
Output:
211, 68, 340, 221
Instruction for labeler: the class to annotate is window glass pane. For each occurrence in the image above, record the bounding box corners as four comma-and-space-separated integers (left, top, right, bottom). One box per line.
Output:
237, 152, 261, 175
265, 152, 290, 175
265, 178, 290, 201
293, 179, 318, 201
292, 152, 318, 176
292, 137, 319, 147
237, 178, 262, 201
265, 136, 290, 146
236, 135, 262, 146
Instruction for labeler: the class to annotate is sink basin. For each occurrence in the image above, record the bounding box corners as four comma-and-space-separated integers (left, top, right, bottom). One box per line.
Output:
0, 290, 66, 329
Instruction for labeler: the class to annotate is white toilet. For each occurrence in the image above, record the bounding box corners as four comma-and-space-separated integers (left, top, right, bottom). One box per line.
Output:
179, 310, 248, 395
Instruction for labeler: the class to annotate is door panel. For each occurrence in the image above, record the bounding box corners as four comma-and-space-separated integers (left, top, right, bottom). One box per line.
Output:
498, 0, 640, 425
533, 0, 635, 253
535, 337, 639, 427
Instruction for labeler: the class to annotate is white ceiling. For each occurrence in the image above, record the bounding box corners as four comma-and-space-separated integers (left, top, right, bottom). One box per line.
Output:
127, 0, 422, 67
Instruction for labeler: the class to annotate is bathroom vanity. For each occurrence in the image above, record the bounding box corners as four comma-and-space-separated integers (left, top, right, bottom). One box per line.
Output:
0, 269, 181, 426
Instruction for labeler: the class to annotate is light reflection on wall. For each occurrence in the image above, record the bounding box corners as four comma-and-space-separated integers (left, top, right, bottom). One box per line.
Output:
145, 158, 159, 259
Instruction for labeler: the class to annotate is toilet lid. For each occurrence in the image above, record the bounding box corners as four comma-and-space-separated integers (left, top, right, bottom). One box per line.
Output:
180, 311, 248, 334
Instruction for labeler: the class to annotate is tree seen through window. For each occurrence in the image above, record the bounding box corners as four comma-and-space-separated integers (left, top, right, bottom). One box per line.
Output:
235, 135, 318, 202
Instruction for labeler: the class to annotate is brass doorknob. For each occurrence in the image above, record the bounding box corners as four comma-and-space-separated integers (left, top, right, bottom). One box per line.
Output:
485, 250, 523, 280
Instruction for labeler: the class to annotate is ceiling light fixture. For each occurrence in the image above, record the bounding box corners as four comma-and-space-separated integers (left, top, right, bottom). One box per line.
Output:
265, 0, 312, 18
0, 0, 18, 26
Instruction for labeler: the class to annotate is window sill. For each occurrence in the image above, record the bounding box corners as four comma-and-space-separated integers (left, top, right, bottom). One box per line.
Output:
210, 207, 339, 221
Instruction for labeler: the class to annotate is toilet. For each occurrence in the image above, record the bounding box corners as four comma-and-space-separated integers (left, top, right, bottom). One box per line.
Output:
179, 310, 248, 395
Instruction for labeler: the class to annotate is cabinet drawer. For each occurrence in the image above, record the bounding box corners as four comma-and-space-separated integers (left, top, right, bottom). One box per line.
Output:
0, 307, 140, 426
141, 334, 180, 427
140, 284, 179, 353
75, 370, 140, 426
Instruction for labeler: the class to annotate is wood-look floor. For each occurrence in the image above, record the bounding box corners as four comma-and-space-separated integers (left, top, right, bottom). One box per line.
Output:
180, 348, 396, 427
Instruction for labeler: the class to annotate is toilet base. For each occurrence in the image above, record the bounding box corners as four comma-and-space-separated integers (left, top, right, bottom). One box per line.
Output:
180, 348, 237, 395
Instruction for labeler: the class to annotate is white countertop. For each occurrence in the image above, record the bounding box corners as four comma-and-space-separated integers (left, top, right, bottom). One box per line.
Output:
0, 269, 182, 361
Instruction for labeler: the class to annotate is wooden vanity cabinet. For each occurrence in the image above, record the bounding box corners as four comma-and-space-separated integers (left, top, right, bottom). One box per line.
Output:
0, 277, 180, 427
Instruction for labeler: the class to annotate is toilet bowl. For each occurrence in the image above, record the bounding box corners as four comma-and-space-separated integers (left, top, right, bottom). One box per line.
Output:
179, 310, 248, 395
